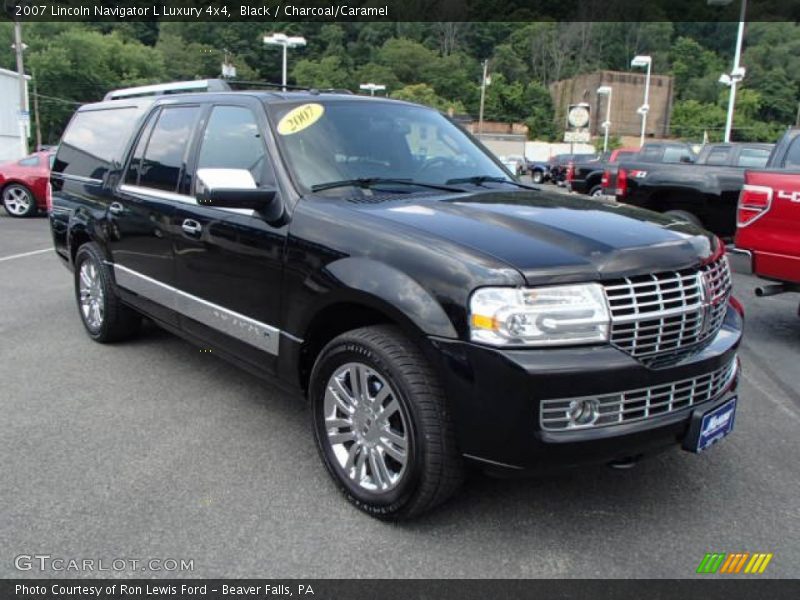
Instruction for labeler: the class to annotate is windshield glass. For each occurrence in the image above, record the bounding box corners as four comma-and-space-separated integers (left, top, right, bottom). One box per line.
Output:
268, 100, 508, 192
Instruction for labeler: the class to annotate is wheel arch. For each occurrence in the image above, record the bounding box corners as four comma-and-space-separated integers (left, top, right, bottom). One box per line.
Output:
293, 257, 459, 393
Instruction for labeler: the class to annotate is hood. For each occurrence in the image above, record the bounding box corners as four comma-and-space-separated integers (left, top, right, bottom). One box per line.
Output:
354, 189, 717, 285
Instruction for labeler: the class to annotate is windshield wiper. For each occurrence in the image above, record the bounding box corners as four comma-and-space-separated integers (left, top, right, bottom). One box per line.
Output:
311, 178, 465, 193
446, 175, 538, 190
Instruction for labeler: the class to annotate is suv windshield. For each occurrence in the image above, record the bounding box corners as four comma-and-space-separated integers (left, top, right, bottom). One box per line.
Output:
268, 99, 508, 192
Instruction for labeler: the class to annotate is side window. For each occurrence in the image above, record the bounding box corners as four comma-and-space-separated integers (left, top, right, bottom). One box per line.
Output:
138, 106, 200, 193
124, 110, 158, 186
784, 137, 800, 169
55, 106, 143, 179
663, 146, 689, 164
639, 146, 661, 162
196, 106, 270, 186
705, 147, 731, 166
737, 148, 771, 168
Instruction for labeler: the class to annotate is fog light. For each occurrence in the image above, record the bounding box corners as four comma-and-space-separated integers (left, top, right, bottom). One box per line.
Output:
567, 398, 599, 426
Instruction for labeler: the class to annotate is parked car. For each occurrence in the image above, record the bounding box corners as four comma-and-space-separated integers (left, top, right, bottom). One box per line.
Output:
50, 80, 742, 519
0, 150, 54, 217
549, 153, 597, 186
615, 142, 773, 237
528, 161, 551, 184
567, 147, 639, 197
730, 129, 800, 310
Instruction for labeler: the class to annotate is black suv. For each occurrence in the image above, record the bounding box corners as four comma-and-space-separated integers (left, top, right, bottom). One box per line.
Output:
49, 80, 743, 519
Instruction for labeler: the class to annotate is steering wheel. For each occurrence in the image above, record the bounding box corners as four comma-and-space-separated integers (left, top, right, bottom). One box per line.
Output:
416, 156, 452, 176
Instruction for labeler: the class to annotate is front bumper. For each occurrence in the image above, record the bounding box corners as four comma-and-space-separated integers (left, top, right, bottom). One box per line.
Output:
430, 305, 742, 472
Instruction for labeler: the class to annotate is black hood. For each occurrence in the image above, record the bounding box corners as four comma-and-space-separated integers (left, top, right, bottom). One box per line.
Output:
353, 189, 718, 285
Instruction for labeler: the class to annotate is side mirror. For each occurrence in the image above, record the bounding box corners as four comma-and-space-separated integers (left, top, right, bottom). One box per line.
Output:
680, 155, 695, 164
195, 168, 281, 220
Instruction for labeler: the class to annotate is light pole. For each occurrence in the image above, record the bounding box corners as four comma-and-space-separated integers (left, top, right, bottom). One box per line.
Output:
597, 86, 613, 153
631, 55, 652, 148
12, 21, 28, 156
477, 59, 489, 138
710, 0, 748, 142
359, 83, 386, 96
263, 33, 307, 91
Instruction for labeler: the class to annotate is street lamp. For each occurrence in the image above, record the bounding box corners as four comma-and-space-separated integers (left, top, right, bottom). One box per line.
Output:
597, 86, 613, 153
359, 83, 386, 96
263, 32, 306, 91
710, 0, 748, 142
631, 55, 652, 148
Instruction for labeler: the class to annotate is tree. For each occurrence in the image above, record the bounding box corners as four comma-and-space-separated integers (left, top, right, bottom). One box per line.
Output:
377, 38, 438, 84
26, 29, 165, 143
669, 100, 726, 142
293, 56, 352, 90
390, 84, 464, 114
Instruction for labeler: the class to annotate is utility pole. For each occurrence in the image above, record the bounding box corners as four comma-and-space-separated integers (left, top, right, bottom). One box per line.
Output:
32, 70, 41, 151
13, 20, 28, 156
477, 59, 488, 139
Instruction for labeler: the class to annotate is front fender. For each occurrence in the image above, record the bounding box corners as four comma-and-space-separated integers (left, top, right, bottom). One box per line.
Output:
322, 257, 459, 339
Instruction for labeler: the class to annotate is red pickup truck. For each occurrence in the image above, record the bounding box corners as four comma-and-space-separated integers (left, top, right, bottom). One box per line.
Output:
731, 128, 800, 309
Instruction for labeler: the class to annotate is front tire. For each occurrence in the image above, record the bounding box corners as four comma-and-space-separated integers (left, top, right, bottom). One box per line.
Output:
2, 184, 37, 217
310, 325, 464, 520
74, 243, 141, 343
532, 170, 543, 184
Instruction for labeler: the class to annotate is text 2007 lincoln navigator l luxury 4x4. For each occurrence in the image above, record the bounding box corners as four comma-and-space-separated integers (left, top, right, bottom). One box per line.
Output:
49, 80, 742, 519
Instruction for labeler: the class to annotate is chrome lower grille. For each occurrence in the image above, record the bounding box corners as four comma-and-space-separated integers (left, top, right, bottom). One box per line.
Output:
540, 356, 737, 431
604, 255, 732, 366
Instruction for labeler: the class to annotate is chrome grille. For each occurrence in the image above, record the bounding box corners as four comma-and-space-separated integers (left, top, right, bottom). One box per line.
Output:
604, 255, 731, 366
540, 356, 737, 431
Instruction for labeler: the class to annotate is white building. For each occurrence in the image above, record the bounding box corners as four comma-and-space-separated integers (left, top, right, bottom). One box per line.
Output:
0, 67, 30, 162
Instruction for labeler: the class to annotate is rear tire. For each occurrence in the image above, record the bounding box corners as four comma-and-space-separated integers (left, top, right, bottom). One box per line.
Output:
74, 243, 141, 343
310, 325, 464, 520
589, 185, 604, 198
2, 184, 37, 217
664, 209, 703, 228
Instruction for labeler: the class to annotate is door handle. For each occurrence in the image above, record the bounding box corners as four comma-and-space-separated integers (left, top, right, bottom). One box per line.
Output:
109, 201, 124, 215
181, 219, 203, 236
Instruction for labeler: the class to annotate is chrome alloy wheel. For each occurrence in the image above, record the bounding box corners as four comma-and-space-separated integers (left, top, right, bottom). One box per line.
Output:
2, 185, 32, 216
323, 362, 409, 493
78, 261, 104, 330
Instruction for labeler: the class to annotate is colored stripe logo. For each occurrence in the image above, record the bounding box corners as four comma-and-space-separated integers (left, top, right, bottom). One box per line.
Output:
697, 552, 773, 574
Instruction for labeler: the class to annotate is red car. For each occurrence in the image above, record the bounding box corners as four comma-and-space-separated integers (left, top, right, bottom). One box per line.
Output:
0, 150, 54, 218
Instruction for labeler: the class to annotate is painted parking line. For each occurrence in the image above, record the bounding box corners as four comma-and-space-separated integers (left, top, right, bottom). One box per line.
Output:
0, 248, 51, 263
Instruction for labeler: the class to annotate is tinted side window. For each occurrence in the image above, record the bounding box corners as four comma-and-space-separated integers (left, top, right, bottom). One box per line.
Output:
55, 107, 143, 179
639, 146, 661, 162
705, 147, 731, 166
737, 148, 771, 168
663, 146, 691, 164
139, 106, 200, 193
124, 110, 158, 186
784, 137, 800, 168
196, 106, 269, 186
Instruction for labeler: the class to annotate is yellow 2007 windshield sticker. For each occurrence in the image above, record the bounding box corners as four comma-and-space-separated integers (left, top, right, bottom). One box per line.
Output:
277, 103, 325, 135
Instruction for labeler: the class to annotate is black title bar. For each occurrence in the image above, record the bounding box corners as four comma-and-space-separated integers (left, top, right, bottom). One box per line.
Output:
2, 0, 800, 22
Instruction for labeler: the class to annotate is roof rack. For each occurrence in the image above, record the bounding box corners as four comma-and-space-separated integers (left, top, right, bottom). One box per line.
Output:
103, 78, 355, 102
104, 79, 232, 101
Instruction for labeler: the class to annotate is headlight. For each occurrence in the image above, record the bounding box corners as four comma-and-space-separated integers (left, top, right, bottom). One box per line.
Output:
469, 284, 610, 347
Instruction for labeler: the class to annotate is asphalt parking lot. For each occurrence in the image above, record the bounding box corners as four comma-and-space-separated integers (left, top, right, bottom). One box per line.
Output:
1, 210, 798, 579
